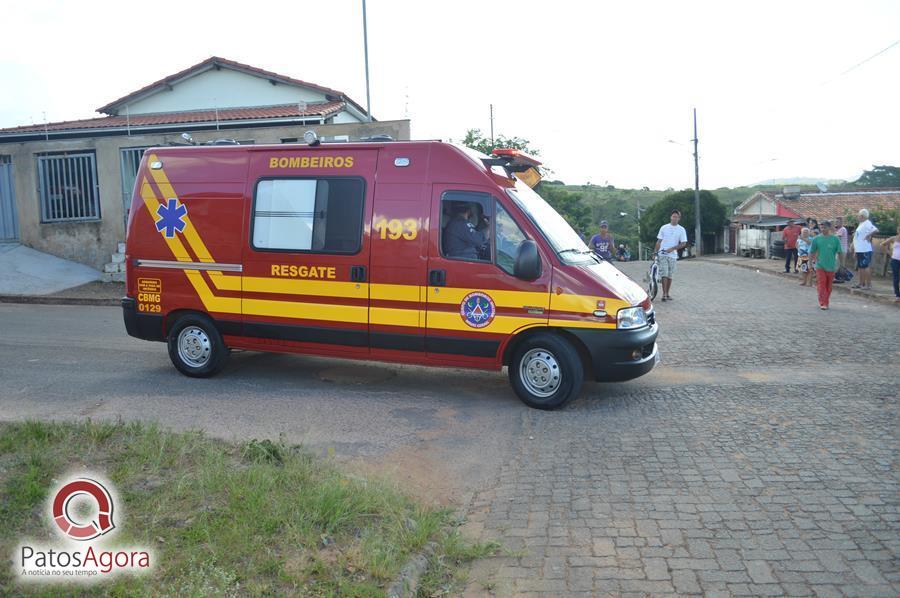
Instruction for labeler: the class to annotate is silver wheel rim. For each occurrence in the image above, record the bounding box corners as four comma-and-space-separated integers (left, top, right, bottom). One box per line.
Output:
177, 326, 212, 368
519, 348, 561, 398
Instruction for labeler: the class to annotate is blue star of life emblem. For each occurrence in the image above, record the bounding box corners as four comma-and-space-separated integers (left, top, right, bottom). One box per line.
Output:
155, 198, 187, 238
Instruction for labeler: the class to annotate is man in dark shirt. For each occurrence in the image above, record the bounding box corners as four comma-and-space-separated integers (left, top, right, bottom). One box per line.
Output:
444, 205, 488, 260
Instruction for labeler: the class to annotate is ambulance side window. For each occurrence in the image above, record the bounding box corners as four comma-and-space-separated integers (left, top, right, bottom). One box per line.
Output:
494, 201, 527, 275
252, 178, 364, 254
439, 191, 492, 262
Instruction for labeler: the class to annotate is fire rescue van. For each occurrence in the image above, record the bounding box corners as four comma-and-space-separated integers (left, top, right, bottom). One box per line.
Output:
122, 137, 658, 409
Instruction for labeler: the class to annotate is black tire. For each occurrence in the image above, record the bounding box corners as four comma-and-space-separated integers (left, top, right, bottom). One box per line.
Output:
167, 313, 229, 377
508, 333, 584, 410
648, 277, 658, 301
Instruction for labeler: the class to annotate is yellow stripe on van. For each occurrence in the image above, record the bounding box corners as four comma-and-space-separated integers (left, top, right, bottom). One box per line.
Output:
551, 293, 631, 315
147, 154, 216, 264
547, 319, 616, 330
427, 287, 550, 310
211, 274, 367, 300
183, 270, 241, 314
371, 283, 421, 302
243, 298, 368, 324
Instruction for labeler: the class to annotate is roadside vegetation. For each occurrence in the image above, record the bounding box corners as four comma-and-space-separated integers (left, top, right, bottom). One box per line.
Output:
0, 420, 497, 596
461, 128, 898, 257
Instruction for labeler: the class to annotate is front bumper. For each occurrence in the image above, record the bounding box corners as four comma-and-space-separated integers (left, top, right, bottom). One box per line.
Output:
564, 322, 659, 382
122, 297, 165, 342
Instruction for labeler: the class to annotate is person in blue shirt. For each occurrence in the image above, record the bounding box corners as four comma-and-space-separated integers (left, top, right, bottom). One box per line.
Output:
589, 221, 615, 260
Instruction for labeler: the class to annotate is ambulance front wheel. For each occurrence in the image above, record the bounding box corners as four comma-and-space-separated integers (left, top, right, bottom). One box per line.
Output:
167, 314, 230, 377
509, 334, 583, 410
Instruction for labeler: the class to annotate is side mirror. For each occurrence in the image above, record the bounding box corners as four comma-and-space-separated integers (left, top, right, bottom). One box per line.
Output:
514, 239, 541, 280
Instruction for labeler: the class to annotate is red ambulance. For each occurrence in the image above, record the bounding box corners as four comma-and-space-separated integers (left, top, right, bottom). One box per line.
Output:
122, 138, 658, 409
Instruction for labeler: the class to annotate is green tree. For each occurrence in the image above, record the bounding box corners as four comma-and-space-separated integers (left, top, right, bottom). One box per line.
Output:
853, 165, 900, 188
461, 129, 538, 156
639, 190, 727, 245
461, 128, 592, 237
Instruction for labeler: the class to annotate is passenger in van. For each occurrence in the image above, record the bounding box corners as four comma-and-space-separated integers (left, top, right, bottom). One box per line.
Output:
445, 204, 490, 260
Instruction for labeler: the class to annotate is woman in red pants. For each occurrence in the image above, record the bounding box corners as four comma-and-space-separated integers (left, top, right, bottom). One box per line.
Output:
809, 220, 844, 310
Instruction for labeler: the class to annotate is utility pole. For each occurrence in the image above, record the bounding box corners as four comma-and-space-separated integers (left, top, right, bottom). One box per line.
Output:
362, 0, 372, 122
692, 108, 702, 256
636, 198, 642, 260
489, 104, 494, 147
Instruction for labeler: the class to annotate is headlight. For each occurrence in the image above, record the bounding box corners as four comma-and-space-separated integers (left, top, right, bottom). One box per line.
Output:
617, 306, 648, 330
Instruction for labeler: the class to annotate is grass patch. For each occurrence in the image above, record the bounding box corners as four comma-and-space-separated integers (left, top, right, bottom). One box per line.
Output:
416, 531, 501, 597
0, 420, 492, 596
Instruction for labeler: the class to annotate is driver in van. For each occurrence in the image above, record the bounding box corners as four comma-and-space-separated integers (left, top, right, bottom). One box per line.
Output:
445, 203, 490, 260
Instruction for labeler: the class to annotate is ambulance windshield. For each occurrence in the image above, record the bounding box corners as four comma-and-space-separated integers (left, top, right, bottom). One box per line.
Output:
506, 180, 595, 265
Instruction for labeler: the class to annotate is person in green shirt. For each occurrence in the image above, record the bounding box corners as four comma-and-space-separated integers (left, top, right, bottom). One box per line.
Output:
809, 220, 843, 310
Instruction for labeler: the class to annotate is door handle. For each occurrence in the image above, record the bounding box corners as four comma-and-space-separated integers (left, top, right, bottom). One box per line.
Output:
428, 269, 446, 287
350, 265, 367, 282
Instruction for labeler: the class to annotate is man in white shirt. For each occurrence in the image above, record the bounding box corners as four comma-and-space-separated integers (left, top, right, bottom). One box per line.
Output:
850, 208, 878, 290
654, 209, 689, 301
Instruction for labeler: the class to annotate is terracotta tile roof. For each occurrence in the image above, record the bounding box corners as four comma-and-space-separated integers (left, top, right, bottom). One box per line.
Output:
0, 101, 346, 134
780, 191, 900, 222
96, 56, 366, 117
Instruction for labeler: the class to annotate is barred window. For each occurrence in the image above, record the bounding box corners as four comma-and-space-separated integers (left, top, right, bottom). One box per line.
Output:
37, 152, 100, 222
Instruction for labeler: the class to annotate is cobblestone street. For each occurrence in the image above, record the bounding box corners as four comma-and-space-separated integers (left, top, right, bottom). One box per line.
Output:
463, 260, 899, 597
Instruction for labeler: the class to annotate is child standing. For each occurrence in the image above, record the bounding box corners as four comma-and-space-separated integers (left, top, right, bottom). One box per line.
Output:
809, 220, 843, 310
797, 228, 813, 287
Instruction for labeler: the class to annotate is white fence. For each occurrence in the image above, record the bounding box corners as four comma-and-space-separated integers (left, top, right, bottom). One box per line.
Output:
736, 228, 770, 255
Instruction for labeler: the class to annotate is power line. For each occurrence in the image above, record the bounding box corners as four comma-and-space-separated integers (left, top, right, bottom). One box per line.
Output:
820, 38, 899, 86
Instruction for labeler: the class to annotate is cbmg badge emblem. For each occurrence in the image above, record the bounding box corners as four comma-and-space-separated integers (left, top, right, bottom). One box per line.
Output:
460, 292, 496, 329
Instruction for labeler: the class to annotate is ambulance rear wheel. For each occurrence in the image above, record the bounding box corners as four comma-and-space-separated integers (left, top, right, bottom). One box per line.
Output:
167, 314, 229, 377
509, 334, 583, 410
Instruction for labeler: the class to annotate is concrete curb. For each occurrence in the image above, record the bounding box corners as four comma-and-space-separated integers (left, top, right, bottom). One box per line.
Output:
0, 295, 120, 307
703, 259, 899, 307
386, 541, 437, 598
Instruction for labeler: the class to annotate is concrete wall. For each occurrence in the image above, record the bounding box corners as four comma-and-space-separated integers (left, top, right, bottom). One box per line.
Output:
126, 69, 332, 115
0, 119, 409, 268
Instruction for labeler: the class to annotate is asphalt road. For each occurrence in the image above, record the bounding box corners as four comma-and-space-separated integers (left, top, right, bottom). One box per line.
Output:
1, 260, 897, 596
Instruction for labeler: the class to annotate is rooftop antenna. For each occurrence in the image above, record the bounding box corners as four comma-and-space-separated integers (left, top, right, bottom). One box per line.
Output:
490, 104, 494, 146
362, 0, 373, 122
126, 104, 131, 137
43, 111, 49, 141
815, 181, 828, 193
214, 98, 220, 131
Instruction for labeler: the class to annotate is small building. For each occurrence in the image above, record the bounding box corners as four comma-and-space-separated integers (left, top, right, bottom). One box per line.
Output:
0, 57, 409, 270
734, 188, 900, 224
730, 188, 900, 258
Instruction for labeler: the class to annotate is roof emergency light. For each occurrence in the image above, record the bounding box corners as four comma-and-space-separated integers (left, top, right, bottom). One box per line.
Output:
485, 148, 543, 188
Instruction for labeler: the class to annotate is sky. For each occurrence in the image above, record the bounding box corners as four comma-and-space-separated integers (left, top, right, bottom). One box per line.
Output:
1, 0, 898, 189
